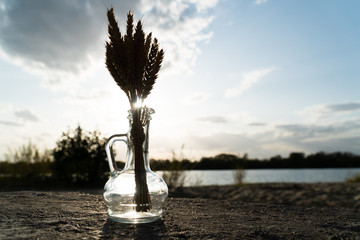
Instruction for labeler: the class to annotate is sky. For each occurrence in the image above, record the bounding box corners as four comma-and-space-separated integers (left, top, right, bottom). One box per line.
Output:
0, 0, 360, 161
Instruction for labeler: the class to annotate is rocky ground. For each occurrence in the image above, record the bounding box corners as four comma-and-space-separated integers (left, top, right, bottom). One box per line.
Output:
0, 183, 359, 239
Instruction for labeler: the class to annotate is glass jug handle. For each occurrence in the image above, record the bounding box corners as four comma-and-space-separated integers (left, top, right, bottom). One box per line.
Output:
105, 134, 128, 173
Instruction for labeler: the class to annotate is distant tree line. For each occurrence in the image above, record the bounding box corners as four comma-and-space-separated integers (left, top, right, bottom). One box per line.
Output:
150, 152, 360, 170
1, 125, 360, 189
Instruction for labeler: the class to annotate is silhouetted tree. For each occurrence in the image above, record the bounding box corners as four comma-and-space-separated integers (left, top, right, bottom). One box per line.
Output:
52, 125, 108, 186
288, 152, 305, 168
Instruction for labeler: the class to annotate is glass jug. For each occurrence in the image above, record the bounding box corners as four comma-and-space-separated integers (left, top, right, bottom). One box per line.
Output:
103, 107, 168, 224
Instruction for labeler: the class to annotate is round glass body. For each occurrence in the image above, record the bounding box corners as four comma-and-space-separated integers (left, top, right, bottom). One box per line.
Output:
103, 108, 168, 223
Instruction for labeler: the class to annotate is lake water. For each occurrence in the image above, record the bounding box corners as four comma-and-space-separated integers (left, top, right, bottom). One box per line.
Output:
156, 168, 360, 187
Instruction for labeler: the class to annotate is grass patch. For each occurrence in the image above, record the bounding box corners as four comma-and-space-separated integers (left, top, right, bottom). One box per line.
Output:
345, 173, 360, 183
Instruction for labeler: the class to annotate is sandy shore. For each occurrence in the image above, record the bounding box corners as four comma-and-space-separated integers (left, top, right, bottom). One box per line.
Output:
171, 182, 360, 208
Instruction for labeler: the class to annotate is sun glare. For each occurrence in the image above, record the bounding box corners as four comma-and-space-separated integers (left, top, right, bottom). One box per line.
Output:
134, 99, 143, 108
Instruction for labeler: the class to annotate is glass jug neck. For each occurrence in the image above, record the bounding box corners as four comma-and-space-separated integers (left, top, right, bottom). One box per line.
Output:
123, 107, 154, 171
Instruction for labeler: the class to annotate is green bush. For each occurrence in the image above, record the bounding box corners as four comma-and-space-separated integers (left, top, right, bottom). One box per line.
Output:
52, 125, 108, 186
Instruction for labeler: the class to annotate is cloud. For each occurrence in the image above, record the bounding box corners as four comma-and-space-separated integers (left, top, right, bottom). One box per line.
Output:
190, 132, 259, 155
299, 102, 360, 119
187, 118, 360, 158
248, 122, 266, 126
225, 67, 275, 98
14, 110, 39, 122
0, 0, 113, 89
327, 102, 360, 112
183, 92, 210, 104
140, 0, 216, 75
0, 1, 116, 71
188, 0, 219, 12
275, 130, 360, 156
58, 88, 113, 107
275, 120, 360, 148
276, 123, 332, 139
0, 120, 22, 126
302, 136, 360, 154
0, 103, 12, 112
254, 0, 268, 5
0, 0, 218, 89
71, 89, 110, 102
196, 115, 228, 123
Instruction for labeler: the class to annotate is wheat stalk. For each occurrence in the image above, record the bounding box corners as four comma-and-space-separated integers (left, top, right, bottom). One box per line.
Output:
106, 8, 164, 212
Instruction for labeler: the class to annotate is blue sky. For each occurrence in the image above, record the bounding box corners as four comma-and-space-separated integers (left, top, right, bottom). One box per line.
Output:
0, 0, 359, 160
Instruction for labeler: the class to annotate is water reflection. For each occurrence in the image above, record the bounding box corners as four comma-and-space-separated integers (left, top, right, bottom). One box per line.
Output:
157, 168, 360, 186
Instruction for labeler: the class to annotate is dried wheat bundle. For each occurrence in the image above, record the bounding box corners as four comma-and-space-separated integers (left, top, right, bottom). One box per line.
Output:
105, 8, 164, 212
106, 8, 164, 107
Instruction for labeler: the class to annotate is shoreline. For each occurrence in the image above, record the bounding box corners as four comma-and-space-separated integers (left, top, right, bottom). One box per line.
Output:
170, 182, 360, 209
